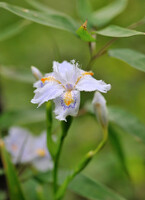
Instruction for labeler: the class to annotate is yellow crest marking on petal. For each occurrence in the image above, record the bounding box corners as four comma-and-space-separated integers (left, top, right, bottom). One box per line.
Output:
82, 72, 94, 76
36, 149, 46, 157
41, 76, 65, 88
64, 91, 74, 106
74, 71, 94, 88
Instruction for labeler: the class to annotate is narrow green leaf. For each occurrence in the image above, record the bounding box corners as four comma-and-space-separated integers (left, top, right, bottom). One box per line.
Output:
95, 25, 145, 37
25, 0, 67, 15
0, 2, 78, 33
76, 21, 96, 42
25, 0, 60, 13
69, 175, 126, 200
108, 106, 145, 144
90, 0, 128, 27
0, 109, 45, 129
77, 0, 92, 22
0, 143, 26, 200
109, 49, 145, 72
0, 66, 33, 83
35, 170, 126, 200
109, 124, 130, 177
0, 20, 31, 42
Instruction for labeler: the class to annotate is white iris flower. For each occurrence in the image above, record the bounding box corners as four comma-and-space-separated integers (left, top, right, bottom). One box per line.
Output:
31, 60, 111, 121
4, 127, 53, 172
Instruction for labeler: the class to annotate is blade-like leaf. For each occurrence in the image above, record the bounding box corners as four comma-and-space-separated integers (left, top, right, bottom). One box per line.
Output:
35, 170, 126, 200
109, 124, 130, 177
108, 106, 145, 144
90, 0, 128, 27
69, 175, 126, 200
0, 109, 45, 129
109, 49, 145, 72
25, 0, 67, 16
95, 25, 145, 37
0, 142, 26, 200
0, 66, 33, 83
77, 0, 92, 22
0, 2, 78, 33
0, 20, 31, 42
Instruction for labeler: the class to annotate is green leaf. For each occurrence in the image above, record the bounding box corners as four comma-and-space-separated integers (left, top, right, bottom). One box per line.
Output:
0, 109, 45, 129
0, 143, 26, 200
77, 0, 92, 22
95, 25, 145, 37
0, 66, 34, 83
109, 124, 130, 177
109, 49, 145, 72
0, 2, 78, 33
69, 175, 126, 200
90, 0, 128, 27
0, 20, 31, 42
25, 0, 67, 15
35, 170, 126, 200
76, 21, 96, 42
108, 106, 145, 144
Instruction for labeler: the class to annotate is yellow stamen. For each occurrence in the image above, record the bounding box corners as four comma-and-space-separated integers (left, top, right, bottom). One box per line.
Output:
64, 91, 74, 106
36, 149, 46, 157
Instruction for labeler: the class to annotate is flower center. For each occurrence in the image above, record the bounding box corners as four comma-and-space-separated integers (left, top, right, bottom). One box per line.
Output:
36, 149, 46, 157
66, 83, 73, 91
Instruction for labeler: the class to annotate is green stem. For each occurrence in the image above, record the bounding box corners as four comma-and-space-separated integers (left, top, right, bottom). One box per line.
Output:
56, 128, 108, 200
46, 102, 56, 159
53, 134, 65, 195
53, 116, 72, 198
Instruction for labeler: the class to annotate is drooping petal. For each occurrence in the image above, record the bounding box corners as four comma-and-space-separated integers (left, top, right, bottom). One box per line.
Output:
53, 60, 81, 86
75, 74, 111, 93
31, 81, 65, 107
92, 92, 108, 128
53, 90, 80, 121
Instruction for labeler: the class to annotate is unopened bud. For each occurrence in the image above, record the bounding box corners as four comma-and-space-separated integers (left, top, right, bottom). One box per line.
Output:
31, 66, 42, 80
92, 92, 108, 128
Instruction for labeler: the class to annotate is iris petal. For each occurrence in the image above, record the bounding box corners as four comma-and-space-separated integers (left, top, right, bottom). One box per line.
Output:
53, 90, 80, 121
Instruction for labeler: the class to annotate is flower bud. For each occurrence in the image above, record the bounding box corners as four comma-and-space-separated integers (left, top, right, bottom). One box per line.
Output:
92, 91, 108, 128
31, 66, 42, 80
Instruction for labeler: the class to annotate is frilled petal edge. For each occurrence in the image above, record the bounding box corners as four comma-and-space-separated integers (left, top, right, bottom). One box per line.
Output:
75, 75, 111, 93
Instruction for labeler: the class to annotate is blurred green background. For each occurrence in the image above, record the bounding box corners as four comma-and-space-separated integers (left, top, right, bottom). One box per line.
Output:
0, 0, 145, 199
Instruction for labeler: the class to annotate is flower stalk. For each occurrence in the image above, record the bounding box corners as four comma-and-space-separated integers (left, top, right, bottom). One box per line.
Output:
46, 102, 56, 159
56, 127, 108, 200
53, 116, 72, 197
